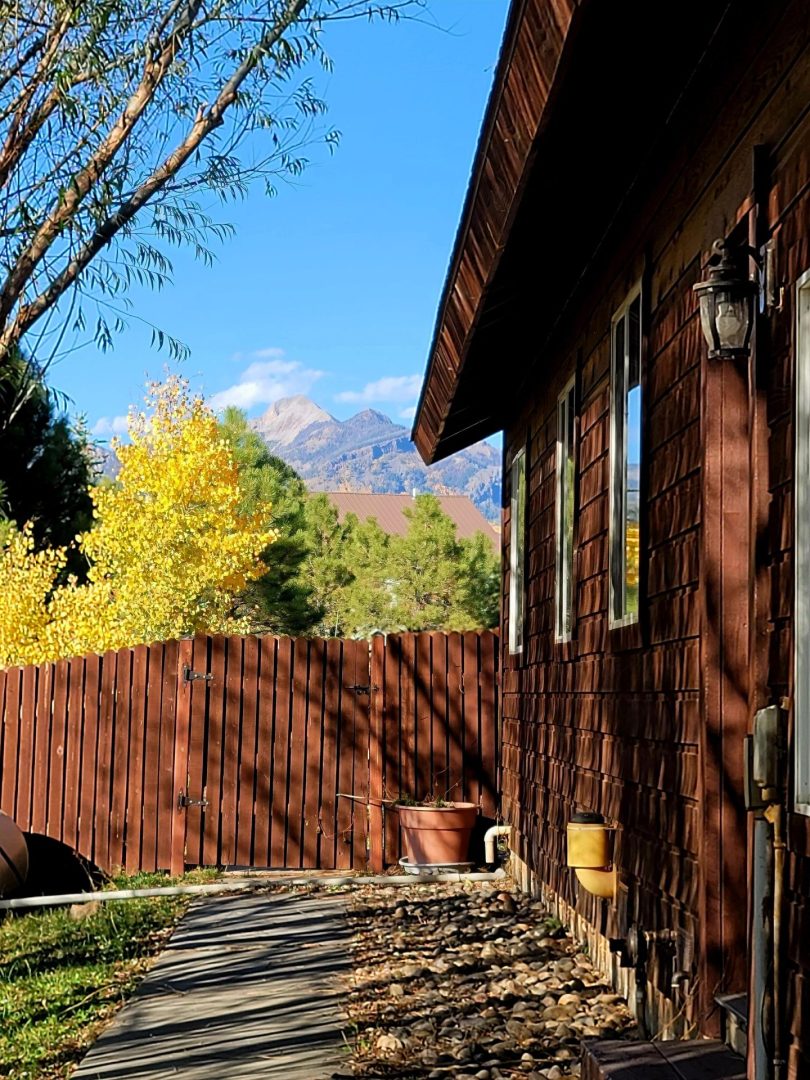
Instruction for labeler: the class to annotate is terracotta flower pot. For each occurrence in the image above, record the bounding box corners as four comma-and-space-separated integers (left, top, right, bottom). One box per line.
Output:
396, 802, 478, 865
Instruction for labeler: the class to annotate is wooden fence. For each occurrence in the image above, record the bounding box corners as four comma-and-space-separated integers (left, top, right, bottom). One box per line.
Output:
0, 631, 499, 875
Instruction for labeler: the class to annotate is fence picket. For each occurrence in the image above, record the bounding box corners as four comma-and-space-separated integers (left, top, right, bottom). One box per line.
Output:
110, 649, 132, 869
184, 635, 209, 868
31, 662, 52, 835
95, 651, 117, 872
125, 646, 147, 872
270, 637, 293, 868
478, 632, 498, 817
16, 666, 37, 827
303, 639, 325, 869
335, 640, 355, 870
237, 636, 260, 867
202, 636, 227, 866
254, 636, 276, 866
47, 660, 69, 844
64, 657, 84, 853
220, 636, 242, 867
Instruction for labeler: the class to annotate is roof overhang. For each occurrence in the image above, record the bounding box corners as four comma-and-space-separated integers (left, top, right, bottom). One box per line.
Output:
413, 0, 738, 464
413, 0, 582, 463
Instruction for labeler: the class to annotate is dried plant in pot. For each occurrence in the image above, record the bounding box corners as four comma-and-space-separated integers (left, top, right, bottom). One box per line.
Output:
394, 790, 479, 866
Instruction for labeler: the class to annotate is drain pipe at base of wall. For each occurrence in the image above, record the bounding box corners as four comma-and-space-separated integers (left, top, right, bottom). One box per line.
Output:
484, 824, 511, 865
750, 806, 771, 1080
750, 705, 787, 1080
0, 869, 508, 912
763, 802, 786, 1080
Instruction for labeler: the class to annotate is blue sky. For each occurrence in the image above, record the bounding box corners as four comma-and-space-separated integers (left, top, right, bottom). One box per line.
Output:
54, 2, 510, 439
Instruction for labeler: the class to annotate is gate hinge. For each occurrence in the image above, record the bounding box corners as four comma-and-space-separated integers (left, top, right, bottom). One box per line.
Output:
183, 665, 213, 683
178, 790, 209, 809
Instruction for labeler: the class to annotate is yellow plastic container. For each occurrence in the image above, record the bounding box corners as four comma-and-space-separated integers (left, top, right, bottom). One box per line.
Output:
566, 820, 612, 869
566, 812, 617, 901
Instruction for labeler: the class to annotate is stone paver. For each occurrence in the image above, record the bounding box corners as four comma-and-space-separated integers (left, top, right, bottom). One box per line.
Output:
73, 890, 350, 1080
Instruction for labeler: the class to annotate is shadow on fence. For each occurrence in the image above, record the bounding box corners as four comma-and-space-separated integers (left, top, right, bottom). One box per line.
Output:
0, 631, 499, 875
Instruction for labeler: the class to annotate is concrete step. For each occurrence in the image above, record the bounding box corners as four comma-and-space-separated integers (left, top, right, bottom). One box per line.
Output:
715, 993, 748, 1057
582, 1039, 746, 1080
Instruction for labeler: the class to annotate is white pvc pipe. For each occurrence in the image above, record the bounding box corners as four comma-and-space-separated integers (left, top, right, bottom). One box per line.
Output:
0, 869, 506, 911
484, 824, 511, 864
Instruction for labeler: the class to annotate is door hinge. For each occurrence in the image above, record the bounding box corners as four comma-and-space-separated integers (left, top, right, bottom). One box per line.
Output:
177, 790, 209, 809
183, 665, 213, 683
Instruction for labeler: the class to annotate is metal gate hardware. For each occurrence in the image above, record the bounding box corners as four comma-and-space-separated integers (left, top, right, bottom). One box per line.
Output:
346, 683, 378, 696
183, 665, 213, 683
177, 791, 209, 809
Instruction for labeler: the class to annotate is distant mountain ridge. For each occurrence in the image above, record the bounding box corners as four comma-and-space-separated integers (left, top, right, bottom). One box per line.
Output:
251, 395, 501, 522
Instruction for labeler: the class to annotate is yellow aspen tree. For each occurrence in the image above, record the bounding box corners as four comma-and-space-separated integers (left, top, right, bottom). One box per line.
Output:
1, 377, 275, 665
44, 377, 276, 659
0, 526, 66, 667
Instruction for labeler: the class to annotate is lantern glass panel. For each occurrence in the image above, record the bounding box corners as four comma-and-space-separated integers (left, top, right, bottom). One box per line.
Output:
698, 294, 716, 351
714, 287, 750, 350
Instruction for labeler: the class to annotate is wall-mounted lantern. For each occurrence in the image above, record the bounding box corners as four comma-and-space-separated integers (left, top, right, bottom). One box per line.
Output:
693, 238, 759, 359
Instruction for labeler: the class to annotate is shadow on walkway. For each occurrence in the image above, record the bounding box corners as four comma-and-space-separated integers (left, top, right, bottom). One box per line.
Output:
73, 891, 351, 1080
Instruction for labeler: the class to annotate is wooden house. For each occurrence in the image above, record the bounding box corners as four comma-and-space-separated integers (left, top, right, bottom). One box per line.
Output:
412, 1, 810, 1076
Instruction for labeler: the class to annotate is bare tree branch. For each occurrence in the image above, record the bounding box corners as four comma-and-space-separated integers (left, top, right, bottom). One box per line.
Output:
0, 0, 425, 379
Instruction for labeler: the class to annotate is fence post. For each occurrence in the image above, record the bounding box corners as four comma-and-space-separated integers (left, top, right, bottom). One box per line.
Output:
368, 635, 385, 872
171, 639, 193, 875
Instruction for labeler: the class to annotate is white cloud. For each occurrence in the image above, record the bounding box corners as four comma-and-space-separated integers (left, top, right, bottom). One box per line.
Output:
92, 415, 129, 437
335, 374, 422, 405
398, 404, 417, 421
209, 350, 325, 411
251, 347, 285, 359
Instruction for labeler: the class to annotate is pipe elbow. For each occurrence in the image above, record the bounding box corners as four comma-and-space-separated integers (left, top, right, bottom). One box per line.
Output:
574, 866, 617, 901
484, 824, 511, 864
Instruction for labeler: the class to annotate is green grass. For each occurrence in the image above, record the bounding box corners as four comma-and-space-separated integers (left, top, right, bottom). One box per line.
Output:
0, 870, 219, 1080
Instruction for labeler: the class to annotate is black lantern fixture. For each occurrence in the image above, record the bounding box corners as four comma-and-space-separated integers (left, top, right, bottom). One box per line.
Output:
693, 238, 759, 359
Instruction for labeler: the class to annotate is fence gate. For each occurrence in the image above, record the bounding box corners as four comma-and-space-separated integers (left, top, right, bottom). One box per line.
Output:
0, 631, 498, 876
171, 635, 372, 874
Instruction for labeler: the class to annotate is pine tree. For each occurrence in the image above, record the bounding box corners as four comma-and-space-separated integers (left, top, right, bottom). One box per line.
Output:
0, 353, 94, 575
220, 407, 321, 635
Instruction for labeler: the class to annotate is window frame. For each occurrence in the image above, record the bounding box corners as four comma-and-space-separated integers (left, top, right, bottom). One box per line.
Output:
555, 376, 576, 643
508, 446, 527, 656
795, 267, 810, 814
608, 281, 643, 630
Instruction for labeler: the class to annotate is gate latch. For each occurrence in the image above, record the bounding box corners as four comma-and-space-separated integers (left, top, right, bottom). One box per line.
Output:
183, 665, 213, 683
346, 683, 378, 696
178, 790, 209, 809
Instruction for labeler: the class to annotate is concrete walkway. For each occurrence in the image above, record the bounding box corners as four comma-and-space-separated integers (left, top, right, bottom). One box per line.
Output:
73, 890, 351, 1080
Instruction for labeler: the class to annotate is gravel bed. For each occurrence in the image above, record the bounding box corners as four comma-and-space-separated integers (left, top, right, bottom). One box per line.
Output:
342, 880, 636, 1080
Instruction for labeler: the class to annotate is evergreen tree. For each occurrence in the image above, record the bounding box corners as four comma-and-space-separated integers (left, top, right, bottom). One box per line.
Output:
0, 354, 94, 575
220, 407, 321, 636
389, 494, 499, 631
337, 515, 392, 636
298, 494, 356, 637
219, 415, 501, 638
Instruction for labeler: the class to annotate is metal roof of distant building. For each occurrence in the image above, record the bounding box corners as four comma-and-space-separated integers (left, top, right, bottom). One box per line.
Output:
324, 492, 499, 552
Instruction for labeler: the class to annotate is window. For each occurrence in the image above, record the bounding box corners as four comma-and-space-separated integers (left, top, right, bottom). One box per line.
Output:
508, 448, 526, 655
556, 378, 576, 641
609, 285, 642, 626
795, 269, 810, 813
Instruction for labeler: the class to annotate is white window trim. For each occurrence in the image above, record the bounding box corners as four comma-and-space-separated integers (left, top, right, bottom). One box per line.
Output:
794, 267, 810, 814
609, 281, 643, 630
508, 447, 526, 656
555, 376, 576, 643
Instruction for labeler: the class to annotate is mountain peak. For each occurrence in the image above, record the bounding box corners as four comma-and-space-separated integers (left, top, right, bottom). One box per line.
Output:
251, 397, 502, 521
351, 408, 395, 426
251, 395, 333, 446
